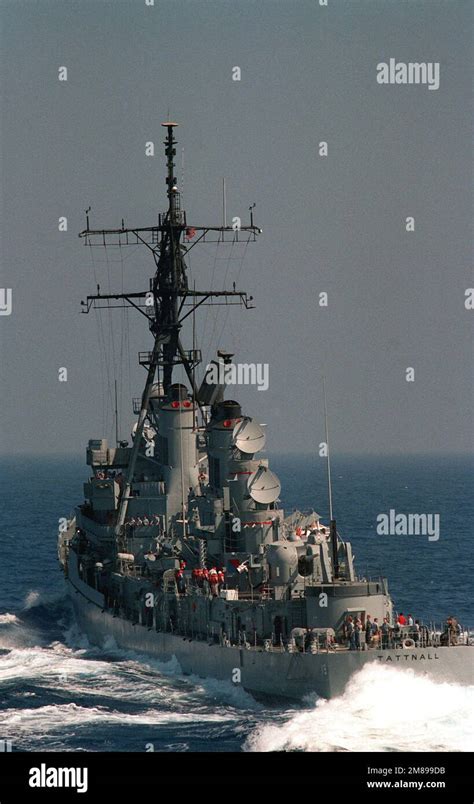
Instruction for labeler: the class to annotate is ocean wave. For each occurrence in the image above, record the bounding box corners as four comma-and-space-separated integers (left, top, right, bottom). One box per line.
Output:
0, 637, 260, 717
0, 591, 73, 649
0, 611, 45, 650
0, 701, 230, 732
106, 650, 260, 711
244, 665, 474, 751
62, 624, 261, 711
0, 613, 20, 625
245, 663, 474, 752
22, 590, 67, 611
4, 602, 470, 752
0, 645, 109, 685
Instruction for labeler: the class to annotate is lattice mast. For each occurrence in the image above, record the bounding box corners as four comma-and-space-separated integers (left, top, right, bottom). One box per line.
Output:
79, 122, 261, 544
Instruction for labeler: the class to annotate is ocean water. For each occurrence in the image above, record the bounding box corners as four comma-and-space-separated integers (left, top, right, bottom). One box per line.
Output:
0, 454, 472, 753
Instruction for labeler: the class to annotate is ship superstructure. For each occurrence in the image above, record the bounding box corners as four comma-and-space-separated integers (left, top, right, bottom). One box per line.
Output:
58, 124, 473, 699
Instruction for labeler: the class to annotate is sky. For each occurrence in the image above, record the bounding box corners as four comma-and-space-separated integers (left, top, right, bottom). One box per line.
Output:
0, 0, 472, 457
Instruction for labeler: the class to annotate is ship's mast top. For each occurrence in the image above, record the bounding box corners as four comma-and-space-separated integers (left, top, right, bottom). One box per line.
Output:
162, 122, 179, 223
79, 121, 261, 400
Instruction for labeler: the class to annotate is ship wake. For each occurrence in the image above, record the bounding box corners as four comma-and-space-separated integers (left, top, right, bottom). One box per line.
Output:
0, 599, 262, 751
245, 662, 474, 752
2, 593, 472, 752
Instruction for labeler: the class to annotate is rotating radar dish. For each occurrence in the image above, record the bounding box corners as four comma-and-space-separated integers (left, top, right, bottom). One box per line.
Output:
233, 417, 266, 454
247, 466, 281, 504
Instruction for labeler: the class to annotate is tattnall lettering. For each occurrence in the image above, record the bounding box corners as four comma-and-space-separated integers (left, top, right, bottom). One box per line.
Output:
376, 59, 440, 90
376, 652, 440, 662
205, 361, 269, 391
376, 509, 440, 542
29, 764, 88, 794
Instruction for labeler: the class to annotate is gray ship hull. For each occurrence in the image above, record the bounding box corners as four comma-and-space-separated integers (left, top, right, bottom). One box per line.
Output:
68, 580, 474, 701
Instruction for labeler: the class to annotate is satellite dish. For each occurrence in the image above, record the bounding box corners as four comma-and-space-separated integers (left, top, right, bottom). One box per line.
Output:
233, 417, 266, 454
247, 466, 281, 504
132, 421, 156, 444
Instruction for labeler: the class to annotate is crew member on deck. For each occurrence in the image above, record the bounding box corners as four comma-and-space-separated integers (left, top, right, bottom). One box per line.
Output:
209, 567, 219, 597
365, 615, 373, 647
353, 618, 362, 650
175, 568, 186, 595
381, 617, 390, 649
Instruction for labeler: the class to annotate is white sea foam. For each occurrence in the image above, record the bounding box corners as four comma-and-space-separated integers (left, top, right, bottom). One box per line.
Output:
0, 612, 41, 649
0, 592, 71, 649
0, 613, 20, 625
64, 631, 261, 710
0, 638, 258, 715
63, 623, 91, 651
6, 617, 470, 752
22, 590, 65, 611
107, 649, 259, 710
245, 663, 474, 752
0, 701, 228, 733
0, 645, 107, 684
23, 591, 43, 610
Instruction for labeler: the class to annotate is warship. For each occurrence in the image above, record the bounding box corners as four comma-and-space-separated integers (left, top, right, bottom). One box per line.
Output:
58, 123, 473, 700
